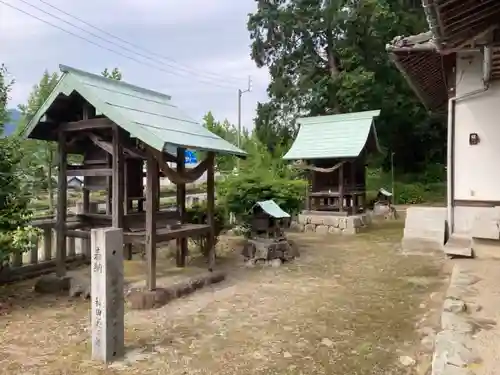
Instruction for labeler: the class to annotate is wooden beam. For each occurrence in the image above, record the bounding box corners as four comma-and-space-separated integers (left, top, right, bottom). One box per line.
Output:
60, 117, 113, 132
206, 152, 216, 271
146, 150, 159, 290
112, 125, 124, 229
67, 167, 112, 177
56, 130, 67, 277
176, 147, 187, 267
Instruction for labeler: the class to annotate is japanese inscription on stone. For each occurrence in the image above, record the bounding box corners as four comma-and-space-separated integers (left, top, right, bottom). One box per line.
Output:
91, 227, 124, 362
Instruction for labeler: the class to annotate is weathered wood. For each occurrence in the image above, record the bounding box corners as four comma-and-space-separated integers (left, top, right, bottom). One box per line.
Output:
146, 150, 159, 290
124, 224, 210, 245
176, 147, 187, 267
338, 162, 344, 213
43, 228, 53, 261
67, 237, 76, 257
66, 229, 91, 239
67, 167, 112, 177
206, 152, 216, 271
60, 117, 113, 132
112, 125, 124, 229
56, 130, 68, 277
29, 238, 39, 264
106, 153, 112, 215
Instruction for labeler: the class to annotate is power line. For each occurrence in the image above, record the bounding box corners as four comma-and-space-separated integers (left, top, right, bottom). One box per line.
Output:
0, 0, 241, 91
35, 0, 248, 84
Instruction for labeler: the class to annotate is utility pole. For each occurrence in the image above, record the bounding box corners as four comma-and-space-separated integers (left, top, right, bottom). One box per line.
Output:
237, 76, 252, 149
236, 76, 252, 171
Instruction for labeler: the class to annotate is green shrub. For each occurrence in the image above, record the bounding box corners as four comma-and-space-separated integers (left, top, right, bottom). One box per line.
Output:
217, 173, 307, 222
185, 201, 226, 256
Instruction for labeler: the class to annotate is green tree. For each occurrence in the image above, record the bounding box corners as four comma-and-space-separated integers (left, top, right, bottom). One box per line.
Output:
0, 64, 37, 266
202, 111, 250, 172
17, 70, 60, 211
248, 0, 444, 173
101, 67, 123, 80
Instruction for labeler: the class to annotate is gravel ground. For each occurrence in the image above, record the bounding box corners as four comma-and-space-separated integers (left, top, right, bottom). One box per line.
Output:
0, 221, 447, 374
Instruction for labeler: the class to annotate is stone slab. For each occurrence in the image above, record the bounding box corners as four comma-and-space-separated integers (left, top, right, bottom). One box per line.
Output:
443, 234, 473, 257
91, 227, 125, 363
402, 206, 446, 252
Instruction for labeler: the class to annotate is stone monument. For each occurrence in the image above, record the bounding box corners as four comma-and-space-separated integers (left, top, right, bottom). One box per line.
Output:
91, 227, 125, 362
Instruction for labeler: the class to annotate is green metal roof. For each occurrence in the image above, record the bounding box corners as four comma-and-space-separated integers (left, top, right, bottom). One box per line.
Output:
23, 65, 246, 157
282, 110, 381, 160
254, 200, 290, 218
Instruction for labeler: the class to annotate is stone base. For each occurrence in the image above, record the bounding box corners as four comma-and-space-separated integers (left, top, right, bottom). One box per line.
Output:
293, 211, 371, 235
34, 275, 72, 294
127, 271, 226, 310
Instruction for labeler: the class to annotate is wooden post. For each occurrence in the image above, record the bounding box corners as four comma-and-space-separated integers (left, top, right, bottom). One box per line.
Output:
338, 162, 344, 213
206, 152, 216, 271
176, 148, 187, 267
106, 154, 112, 215
123, 160, 133, 260
146, 150, 158, 290
91, 227, 125, 362
43, 227, 52, 261
56, 130, 67, 277
111, 125, 124, 229
305, 164, 311, 211
350, 159, 356, 213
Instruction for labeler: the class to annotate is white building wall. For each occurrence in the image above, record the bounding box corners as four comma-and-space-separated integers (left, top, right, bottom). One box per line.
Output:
453, 51, 500, 234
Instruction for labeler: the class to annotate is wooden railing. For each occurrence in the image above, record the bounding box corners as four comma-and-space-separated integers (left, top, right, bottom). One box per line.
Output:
0, 215, 88, 284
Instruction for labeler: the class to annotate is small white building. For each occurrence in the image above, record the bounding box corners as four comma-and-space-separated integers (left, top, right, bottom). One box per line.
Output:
387, 1, 500, 255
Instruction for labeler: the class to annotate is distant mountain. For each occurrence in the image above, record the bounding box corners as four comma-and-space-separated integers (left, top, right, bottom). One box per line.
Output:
2, 109, 20, 137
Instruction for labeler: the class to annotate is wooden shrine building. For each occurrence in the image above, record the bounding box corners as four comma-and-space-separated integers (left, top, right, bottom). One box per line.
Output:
283, 110, 380, 215
22, 65, 246, 291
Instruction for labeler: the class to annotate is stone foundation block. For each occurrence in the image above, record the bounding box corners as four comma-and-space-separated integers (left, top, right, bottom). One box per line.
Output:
127, 271, 226, 310
296, 212, 370, 235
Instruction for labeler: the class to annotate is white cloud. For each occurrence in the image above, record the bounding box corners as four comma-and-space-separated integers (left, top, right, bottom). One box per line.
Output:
0, 0, 269, 129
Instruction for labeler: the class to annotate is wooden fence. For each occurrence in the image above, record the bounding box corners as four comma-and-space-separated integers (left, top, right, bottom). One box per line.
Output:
0, 215, 88, 284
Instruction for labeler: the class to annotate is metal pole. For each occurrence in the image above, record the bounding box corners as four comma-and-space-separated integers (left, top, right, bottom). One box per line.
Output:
237, 89, 242, 149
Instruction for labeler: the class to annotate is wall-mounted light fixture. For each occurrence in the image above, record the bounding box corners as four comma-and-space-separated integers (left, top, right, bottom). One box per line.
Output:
469, 133, 480, 145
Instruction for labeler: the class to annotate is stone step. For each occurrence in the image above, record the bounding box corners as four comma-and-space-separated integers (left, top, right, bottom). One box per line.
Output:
402, 206, 446, 252
444, 233, 473, 257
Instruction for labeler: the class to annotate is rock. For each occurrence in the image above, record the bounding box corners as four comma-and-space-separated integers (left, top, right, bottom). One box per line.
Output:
432, 330, 480, 374
441, 312, 474, 333
399, 355, 416, 367
328, 226, 341, 234
244, 259, 256, 268
69, 277, 90, 298
418, 326, 436, 337
34, 275, 71, 294
321, 338, 334, 347
283, 351, 292, 358
443, 298, 466, 313
441, 366, 475, 375
270, 259, 282, 268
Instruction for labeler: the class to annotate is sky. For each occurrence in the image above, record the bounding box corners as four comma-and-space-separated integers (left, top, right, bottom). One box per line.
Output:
0, 0, 270, 128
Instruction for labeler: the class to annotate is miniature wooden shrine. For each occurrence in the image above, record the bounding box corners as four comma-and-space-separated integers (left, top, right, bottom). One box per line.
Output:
242, 200, 298, 264
283, 110, 381, 217
22, 64, 245, 292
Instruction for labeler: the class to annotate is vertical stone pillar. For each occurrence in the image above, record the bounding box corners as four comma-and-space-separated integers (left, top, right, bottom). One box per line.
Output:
91, 227, 125, 362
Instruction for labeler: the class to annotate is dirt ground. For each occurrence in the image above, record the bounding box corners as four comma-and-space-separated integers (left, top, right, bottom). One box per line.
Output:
0, 221, 448, 375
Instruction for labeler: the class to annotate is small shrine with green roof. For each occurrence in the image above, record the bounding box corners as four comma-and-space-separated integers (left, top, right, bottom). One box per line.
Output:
283, 110, 380, 234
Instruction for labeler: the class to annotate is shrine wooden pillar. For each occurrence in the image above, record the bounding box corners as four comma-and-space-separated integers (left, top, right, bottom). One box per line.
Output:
338, 162, 344, 213
81, 105, 92, 259
55, 129, 67, 277
206, 152, 216, 271
305, 161, 311, 211
176, 147, 187, 267
145, 150, 159, 290
111, 126, 124, 229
